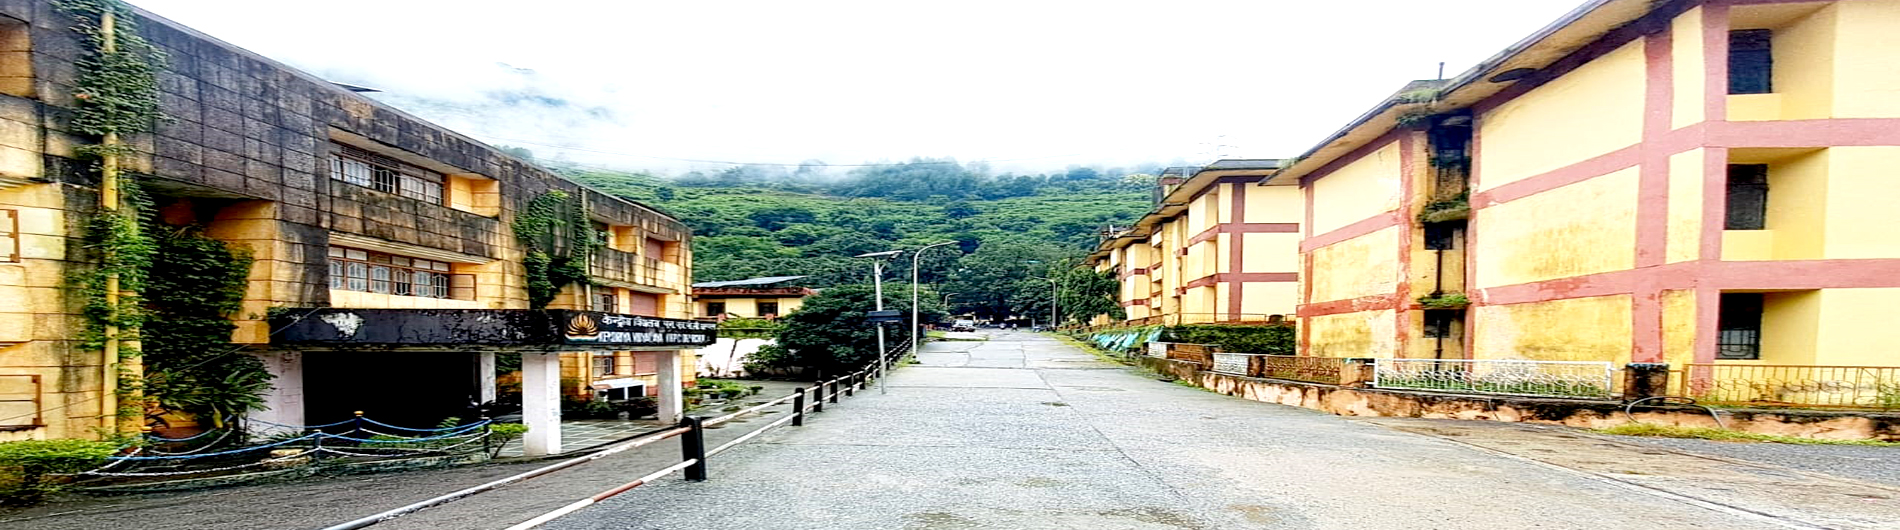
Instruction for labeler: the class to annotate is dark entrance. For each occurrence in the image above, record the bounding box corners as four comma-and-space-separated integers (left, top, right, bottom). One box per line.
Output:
302, 351, 479, 429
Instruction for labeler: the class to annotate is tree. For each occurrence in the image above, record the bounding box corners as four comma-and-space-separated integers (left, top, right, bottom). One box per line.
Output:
751, 285, 946, 376
1056, 264, 1124, 325
942, 201, 978, 219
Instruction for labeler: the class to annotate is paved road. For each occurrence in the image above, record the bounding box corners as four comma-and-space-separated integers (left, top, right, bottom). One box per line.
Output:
0, 392, 814, 530
547, 331, 1900, 530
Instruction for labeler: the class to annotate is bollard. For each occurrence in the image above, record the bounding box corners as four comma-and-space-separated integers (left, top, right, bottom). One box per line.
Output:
828, 379, 840, 404
812, 384, 824, 413
791, 388, 806, 426
680, 416, 707, 481
845, 374, 855, 397
352, 410, 365, 436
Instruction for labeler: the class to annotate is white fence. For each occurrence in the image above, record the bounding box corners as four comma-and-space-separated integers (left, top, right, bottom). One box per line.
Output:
1373, 359, 1616, 399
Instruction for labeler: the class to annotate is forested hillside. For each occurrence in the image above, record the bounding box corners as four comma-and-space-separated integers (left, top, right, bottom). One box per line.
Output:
552, 158, 1155, 322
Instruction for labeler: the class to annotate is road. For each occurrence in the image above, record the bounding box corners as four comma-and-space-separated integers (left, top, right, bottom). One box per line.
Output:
7, 332, 1896, 529
547, 331, 1900, 530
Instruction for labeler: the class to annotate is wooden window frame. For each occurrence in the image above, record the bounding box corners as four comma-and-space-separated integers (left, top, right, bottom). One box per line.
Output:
328, 144, 446, 205
706, 301, 726, 317
0, 209, 17, 263
592, 354, 617, 377
326, 246, 468, 300
595, 292, 618, 313
757, 301, 779, 317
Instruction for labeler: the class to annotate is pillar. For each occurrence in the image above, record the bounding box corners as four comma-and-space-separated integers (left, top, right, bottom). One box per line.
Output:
477, 351, 497, 404
656, 350, 682, 424
249, 351, 304, 435
521, 351, 561, 456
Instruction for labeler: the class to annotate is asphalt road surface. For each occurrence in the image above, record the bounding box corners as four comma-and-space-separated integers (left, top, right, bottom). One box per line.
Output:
546, 331, 1900, 530
8, 331, 1896, 529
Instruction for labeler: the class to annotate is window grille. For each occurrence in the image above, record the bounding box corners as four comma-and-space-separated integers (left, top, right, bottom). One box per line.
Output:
328, 144, 445, 204
327, 246, 461, 299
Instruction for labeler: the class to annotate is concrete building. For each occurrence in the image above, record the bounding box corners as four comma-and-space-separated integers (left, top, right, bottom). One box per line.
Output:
1269, 0, 1900, 375
691, 275, 814, 320
0, 1, 708, 454
1086, 160, 1299, 326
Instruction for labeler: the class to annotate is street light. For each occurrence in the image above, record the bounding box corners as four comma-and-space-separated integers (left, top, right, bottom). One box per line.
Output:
1041, 277, 1058, 331
911, 241, 958, 356
855, 250, 903, 394
1024, 260, 1059, 331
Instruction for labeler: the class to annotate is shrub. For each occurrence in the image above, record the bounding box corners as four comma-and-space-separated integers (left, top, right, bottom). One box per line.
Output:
487, 423, 529, 458
0, 439, 118, 504
1163, 325, 1295, 355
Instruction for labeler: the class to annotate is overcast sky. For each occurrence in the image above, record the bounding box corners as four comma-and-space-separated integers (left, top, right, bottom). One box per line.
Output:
127, 0, 1583, 175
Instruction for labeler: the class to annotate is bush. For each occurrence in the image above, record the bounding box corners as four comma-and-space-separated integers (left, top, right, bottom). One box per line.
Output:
488, 423, 529, 457
1164, 325, 1295, 355
0, 439, 118, 504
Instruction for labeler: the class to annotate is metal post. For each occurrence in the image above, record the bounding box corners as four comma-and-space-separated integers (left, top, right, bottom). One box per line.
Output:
791, 389, 805, 426
352, 410, 364, 436
680, 416, 706, 481
911, 241, 956, 359
873, 260, 889, 396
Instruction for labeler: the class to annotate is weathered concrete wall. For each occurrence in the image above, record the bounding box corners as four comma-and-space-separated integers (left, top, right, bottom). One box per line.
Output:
1140, 357, 1900, 441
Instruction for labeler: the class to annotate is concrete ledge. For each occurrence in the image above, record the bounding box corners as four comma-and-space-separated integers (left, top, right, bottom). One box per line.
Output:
1138, 357, 1900, 441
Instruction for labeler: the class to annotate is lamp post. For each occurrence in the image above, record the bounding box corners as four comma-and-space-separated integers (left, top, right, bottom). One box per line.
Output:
855, 250, 902, 394
911, 241, 957, 357
1042, 277, 1058, 331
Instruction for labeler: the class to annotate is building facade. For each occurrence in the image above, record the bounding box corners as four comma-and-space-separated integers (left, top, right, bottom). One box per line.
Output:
691, 276, 814, 320
1272, 0, 1900, 374
0, 1, 707, 454
1087, 160, 1300, 326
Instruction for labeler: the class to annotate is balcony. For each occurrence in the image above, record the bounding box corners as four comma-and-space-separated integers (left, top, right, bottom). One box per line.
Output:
590, 248, 684, 293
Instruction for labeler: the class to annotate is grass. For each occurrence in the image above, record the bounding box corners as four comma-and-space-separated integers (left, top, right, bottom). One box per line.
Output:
1052, 333, 1133, 366
1593, 422, 1900, 447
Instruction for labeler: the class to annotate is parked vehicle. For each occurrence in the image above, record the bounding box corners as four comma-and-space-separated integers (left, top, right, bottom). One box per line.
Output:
951, 319, 976, 332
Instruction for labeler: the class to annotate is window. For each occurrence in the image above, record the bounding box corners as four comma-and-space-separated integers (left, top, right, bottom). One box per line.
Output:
0, 209, 17, 263
1422, 309, 1460, 339
595, 292, 618, 313
598, 385, 646, 401
329, 144, 445, 204
1422, 222, 1461, 251
327, 246, 460, 299
706, 302, 726, 317
593, 354, 617, 377
1717, 293, 1764, 360
1729, 29, 1773, 95
757, 302, 779, 317
1726, 164, 1769, 230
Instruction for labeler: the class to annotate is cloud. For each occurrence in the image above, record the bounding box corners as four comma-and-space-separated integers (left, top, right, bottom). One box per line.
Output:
129, 0, 1584, 174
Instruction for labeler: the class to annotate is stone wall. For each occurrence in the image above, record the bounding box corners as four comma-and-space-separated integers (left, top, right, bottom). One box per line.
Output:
1138, 356, 1900, 441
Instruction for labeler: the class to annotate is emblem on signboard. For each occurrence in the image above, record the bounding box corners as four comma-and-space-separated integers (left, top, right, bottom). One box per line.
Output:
565, 312, 600, 340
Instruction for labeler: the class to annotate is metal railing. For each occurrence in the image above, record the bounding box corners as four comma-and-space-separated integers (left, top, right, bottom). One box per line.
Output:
325, 348, 905, 530
1679, 364, 1900, 410
1373, 359, 1615, 399
1124, 313, 1291, 327
1260, 355, 1347, 385
0, 374, 40, 428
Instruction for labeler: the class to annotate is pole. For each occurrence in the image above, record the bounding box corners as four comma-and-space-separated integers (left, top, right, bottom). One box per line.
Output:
1050, 278, 1058, 330
910, 241, 955, 358
680, 416, 706, 481
873, 260, 888, 395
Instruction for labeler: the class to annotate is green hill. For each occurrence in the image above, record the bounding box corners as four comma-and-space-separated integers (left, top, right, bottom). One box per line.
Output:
555, 159, 1155, 321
